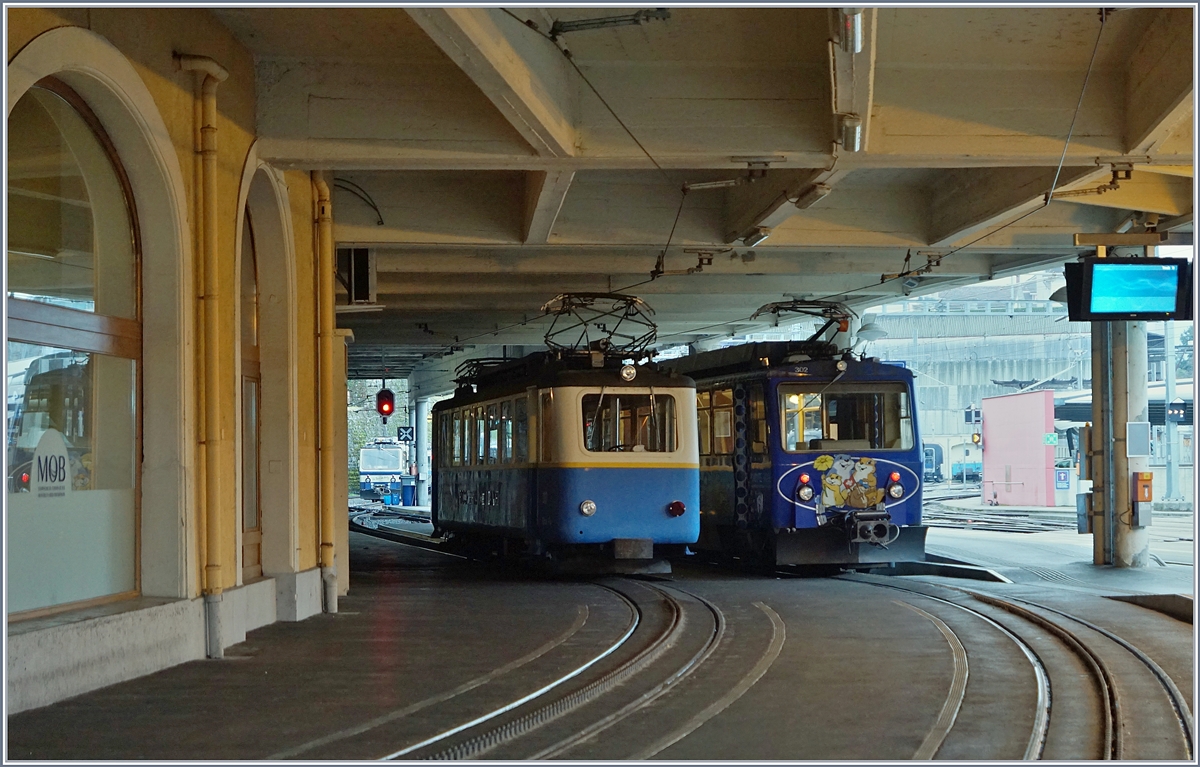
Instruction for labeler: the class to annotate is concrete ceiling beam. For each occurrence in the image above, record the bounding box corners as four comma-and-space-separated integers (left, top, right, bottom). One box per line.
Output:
406, 8, 576, 158
830, 8, 877, 153
722, 168, 846, 244
522, 170, 575, 243
928, 166, 1109, 247
1124, 7, 1193, 155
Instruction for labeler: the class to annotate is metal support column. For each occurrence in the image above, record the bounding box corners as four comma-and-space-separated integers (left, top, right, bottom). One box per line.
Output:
1091, 321, 1112, 564
1163, 320, 1180, 500
1113, 321, 1151, 567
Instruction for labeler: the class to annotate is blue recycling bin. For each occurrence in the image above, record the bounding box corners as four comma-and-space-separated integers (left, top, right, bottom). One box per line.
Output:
401, 484, 416, 506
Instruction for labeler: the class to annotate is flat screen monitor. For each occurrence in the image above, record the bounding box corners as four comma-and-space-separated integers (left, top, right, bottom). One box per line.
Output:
1065, 257, 1192, 321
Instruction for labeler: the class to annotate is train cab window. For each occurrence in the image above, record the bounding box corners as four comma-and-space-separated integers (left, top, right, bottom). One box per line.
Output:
780, 384, 914, 452
452, 410, 463, 465
486, 404, 499, 464
514, 397, 529, 462
711, 389, 734, 454
500, 401, 513, 463
696, 391, 711, 456
582, 392, 677, 452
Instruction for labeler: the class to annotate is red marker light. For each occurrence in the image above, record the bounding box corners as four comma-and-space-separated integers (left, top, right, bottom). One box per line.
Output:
20, 472, 29, 483
889, 471, 901, 482
667, 500, 686, 517
799, 473, 811, 484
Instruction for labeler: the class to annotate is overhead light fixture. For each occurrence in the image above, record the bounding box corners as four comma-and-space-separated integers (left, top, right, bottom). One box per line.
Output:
743, 227, 771, 247
840, 113, 863, 153
856, 322, 887, 342
794, 184, 831, 210
840, 8, 863, 54
682, 178, 746, 192
335, 304, 385, 314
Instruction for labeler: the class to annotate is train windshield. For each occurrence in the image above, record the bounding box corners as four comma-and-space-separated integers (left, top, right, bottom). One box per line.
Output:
360, 446, 404, 472
780, 383, 913, 452
582, 392, 677, 452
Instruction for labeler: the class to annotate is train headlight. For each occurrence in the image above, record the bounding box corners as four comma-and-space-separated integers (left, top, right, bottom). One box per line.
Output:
887, 483, 904, 499
797, 485, 814, 502
579, 499, 597, 516
667, 500, 686, 517
620, 364, 637, 381
836, 360, 848, 371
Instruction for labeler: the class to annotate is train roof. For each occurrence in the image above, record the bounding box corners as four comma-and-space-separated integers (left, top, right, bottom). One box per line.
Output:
662, 341, 913, 383
434, 351, 694, 411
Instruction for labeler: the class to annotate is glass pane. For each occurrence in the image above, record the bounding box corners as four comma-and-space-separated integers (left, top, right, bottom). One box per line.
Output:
6, 342, 136, 612
7, 87, 136, 317
241, 213, 258, 349
486, 404, 499, 464
581, 392, 677, 452
475, 407, 485, 464
242, 379, 259, 531
452, 411, 462, 465
501, 400, 513, 463
697, 408, 711, 456
780, 383, 912, 451
514, 397, 528, 462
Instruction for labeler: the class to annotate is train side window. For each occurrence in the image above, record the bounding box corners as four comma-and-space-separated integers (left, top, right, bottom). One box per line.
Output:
581, 392, 677, 452
712, 388, 734, 454
750, 384, 767, 452
696, 391, 711, 456
500, 400, 513, 463
474, 406, 485, 465
452, 410, 462, 465
515, 397, 529, 462
487, 404, 499, 464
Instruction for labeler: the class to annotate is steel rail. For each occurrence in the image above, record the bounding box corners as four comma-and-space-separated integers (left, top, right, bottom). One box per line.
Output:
527, 582, 727, 759
379, 583, 641, 760
411, 580, 687, 760
1000, 593, 1194, 760
828, 576, 1052, 760
894, 600, 971, 760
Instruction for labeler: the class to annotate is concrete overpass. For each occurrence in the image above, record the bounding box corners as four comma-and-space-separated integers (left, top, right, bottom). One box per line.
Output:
213, 6, 1194, 390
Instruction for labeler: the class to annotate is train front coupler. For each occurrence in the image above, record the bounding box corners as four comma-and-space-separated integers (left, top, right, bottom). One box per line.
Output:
846, 509, 899, 547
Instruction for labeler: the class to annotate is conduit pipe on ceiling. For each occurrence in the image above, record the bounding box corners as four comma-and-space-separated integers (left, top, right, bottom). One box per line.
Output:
176, 52, 229, 658
313, 173, 338, 614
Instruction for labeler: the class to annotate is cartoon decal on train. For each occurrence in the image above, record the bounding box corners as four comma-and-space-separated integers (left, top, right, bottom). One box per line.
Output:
778, 453, 921, 525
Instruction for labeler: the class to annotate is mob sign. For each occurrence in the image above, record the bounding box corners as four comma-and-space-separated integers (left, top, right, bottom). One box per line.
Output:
31, 428, 71, 500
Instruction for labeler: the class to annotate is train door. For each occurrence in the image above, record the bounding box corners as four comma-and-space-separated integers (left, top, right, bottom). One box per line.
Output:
240, 213, 263, 581
731, 382, 767, 533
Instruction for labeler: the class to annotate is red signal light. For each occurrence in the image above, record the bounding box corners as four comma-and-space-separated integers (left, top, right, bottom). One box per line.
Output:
20, 472, 29, 483
375, 388, 396, 422
889, 471, 901, 482
799, 473, 811, 484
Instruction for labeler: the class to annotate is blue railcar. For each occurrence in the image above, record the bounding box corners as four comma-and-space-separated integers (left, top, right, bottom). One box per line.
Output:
431, 352, 699, 564
923, 443, 944, 483
358, 439, 410, 505
665, 341, 927, 567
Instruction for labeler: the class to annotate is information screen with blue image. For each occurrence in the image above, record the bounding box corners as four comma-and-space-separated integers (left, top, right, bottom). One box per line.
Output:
1089, 262, 1179, 315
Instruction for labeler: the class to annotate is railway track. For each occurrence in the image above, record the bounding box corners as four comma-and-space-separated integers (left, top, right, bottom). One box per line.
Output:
839, 574, 1194, 761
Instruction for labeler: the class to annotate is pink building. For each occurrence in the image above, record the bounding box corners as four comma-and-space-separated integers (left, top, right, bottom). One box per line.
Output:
981, 390, 1057, 507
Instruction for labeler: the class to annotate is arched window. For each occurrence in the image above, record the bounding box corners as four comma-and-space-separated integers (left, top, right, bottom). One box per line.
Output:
6, 79, 140, 617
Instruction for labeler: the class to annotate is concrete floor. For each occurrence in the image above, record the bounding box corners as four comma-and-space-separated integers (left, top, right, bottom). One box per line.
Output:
6, 528, 1193, 760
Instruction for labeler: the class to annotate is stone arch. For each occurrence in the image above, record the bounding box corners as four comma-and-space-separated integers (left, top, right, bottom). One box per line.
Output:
8, 27, 196, 599
234, 143, 301, 580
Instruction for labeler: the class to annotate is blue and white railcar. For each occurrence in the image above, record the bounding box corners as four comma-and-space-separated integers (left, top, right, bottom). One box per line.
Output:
666, 341, 926, 567
431, 353, 699, 562
358, 439, 408, 504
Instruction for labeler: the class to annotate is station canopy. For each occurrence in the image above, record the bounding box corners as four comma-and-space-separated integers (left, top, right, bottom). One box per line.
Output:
213, 7, 1194, 385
